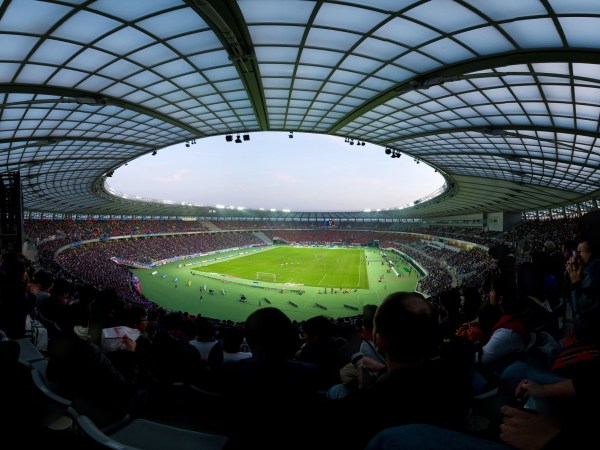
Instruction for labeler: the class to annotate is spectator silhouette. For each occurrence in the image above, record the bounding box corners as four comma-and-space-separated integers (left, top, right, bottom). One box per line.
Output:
220, 326, 251, 362
46, 303, 147, 427
295, 315, 348, 390
366, 356, 600, 450
0, 252, 36, 338
326, 292, 472, 450
217, 307, 320, 450
150, 312, 206, 387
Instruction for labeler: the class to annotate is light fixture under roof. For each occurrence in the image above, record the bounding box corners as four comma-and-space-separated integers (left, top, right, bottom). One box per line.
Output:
74, 96, 107, 105
482, 128, 509, 136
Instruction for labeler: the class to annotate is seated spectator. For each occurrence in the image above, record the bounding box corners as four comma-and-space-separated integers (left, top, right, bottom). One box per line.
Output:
116, 305, 159, 390
87, 289, 124, 346
33, 269, 54, 311
566, 211, 600, 345
515, 261, 561, 337
295, 315, 349, 389
366, 357, 600, 450
459, 285, 483, 323
217, 307, 321, 450
337, 304, 385, 388
474, 280, 530, 392
0, 339, 38, 442
357, 304, 383, 361
220, 326, 251, 362
151, 312, 206, 387
189, 317, 223, 370
436, 288, 466, 340
325, 292, 472, 450
456, 302, 500, 346
37, 277, 72, 339
46, 304, 148, 427
0, 253, 35, 338
501, 210, 600, 403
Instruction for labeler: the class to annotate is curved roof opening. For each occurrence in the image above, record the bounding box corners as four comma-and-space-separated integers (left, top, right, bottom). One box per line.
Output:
108, 132, 444, 212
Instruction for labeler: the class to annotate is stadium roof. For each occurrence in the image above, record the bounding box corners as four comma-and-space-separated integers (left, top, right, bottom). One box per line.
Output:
2, 0, 600, 218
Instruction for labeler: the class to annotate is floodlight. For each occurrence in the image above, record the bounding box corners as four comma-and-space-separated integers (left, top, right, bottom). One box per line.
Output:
225, 135, 233, 142
243, 134, 250, 141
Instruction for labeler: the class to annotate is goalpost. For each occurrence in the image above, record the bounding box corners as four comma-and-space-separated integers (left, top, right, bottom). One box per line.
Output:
256, 272, 277, 282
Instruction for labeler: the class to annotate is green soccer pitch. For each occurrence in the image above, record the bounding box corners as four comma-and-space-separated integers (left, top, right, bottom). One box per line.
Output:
130, 246, 419, 323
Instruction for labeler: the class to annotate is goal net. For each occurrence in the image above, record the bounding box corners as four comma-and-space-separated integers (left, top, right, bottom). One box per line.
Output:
256, 272, 277, 282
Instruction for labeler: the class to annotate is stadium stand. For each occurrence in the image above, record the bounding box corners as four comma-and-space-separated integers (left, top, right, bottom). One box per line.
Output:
4, 3, 600, 450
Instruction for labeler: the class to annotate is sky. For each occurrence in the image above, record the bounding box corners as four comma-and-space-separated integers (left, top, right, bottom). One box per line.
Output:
109, 132, 444, 212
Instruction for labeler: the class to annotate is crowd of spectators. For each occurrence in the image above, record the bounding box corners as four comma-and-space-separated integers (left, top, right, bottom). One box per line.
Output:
262, 229, 379, 245
25, 219, 210, 242
3, 212, 599, 449
23, 216, 582, 304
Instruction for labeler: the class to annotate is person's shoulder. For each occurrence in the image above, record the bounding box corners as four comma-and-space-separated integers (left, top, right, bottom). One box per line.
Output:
586, 258, 600, 273
221, 356, 257, 371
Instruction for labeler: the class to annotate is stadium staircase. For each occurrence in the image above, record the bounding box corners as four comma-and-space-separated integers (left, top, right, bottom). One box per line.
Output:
201, 221, 222, 231
252, 231, 272, 245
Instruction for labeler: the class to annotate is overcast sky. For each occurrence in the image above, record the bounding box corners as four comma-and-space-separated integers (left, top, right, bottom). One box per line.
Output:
109, 132, 444, 212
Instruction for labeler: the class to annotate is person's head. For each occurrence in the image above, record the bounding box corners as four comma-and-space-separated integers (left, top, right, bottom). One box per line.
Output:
221, 326, 245, 353
373, 292, 436, 365
123, 305, 148, 332
459, 286, 482, 321
574, 210, 600, 262
490, 277, 521, 315
361, 304, 378, 335
477, 302, 502, 335
195, 317, 216, 341
576, 240, 593, 265
561, 240, 575, 255
1, 256, 28, 282
437, 288, 461, 317
244, 307, 296, 360
63, 303, 92, 335
34, 269, 53, 291
51, 278, 72, 301
301, 315, 334, 340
